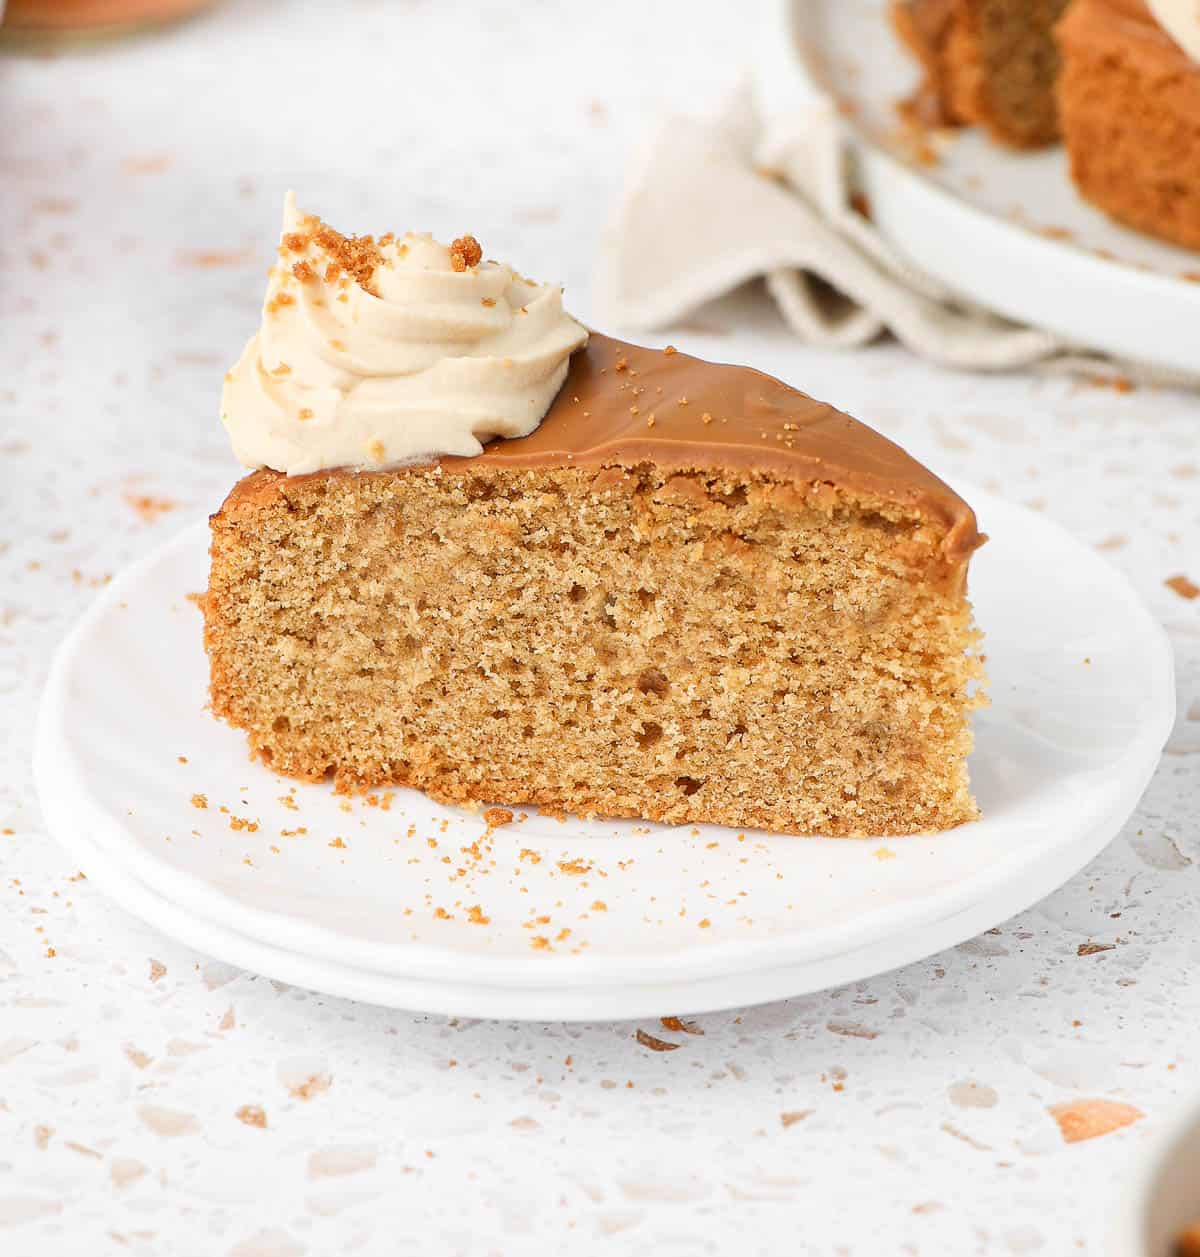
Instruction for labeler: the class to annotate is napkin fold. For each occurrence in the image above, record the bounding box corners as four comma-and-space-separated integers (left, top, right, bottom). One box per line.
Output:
595, 85, 1193, 385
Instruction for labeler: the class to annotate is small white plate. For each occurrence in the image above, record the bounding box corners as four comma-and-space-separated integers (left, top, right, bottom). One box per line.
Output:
34, 487, 1173, 1020
762, 0, 1200, 373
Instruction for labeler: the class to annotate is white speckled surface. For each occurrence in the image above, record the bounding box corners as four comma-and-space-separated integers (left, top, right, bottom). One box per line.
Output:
1, 2, 1198, 1254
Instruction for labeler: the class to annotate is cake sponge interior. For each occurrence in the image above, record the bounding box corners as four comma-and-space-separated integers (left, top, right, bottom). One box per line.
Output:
205, 463, 984, 837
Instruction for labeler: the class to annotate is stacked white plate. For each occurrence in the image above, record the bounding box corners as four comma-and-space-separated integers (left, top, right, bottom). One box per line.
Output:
34, 488, 1174, 1019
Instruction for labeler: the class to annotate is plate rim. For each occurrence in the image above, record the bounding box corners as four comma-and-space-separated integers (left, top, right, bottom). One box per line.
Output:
38, 752, 1161, 1020
33, 484, 1176, 995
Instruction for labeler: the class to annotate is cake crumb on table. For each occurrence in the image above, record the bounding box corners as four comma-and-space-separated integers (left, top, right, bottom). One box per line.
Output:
635, 1029, 680, 1052
660, 1016, 703, 1036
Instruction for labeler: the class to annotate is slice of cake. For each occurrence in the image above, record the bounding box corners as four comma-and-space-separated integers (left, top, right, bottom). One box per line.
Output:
892, 0, 1071, 147
1057, 0, 1200, 250
205, 197, 985, 837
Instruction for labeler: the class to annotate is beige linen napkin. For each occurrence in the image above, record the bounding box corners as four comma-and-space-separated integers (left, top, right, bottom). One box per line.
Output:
595, 82, 1195, 386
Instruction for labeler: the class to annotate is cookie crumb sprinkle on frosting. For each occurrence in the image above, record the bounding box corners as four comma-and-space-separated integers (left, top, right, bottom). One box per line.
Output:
449, 235, 483, 272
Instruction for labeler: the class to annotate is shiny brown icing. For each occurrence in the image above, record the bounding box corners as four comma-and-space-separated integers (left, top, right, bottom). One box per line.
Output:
444, 334, 982, 563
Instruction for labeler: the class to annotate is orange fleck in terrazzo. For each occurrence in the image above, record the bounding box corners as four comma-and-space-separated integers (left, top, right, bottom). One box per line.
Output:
1048, 1098, 1143, 1143
286, 1072, 331, 1101
1167, 574, 1200, 601
124, 491, 177, 524
175, 247, 252, 269
122, 155, 171, 175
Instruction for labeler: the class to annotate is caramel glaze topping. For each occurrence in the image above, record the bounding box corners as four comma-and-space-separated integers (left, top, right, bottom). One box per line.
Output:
234, 334, 982, 567
443, 334, 982, 564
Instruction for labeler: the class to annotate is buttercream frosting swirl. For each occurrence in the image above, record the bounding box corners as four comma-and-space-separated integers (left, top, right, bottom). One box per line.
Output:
221, 193, 588, 474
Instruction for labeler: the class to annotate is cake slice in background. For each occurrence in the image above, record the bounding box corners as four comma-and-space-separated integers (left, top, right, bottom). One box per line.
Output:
1056, 0, 1200, 250
205, 198, 986, 838
891, 0, 1071, 147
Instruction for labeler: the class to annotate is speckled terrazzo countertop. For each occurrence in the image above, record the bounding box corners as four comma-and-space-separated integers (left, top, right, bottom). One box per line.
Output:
1, 2, 1198, 1254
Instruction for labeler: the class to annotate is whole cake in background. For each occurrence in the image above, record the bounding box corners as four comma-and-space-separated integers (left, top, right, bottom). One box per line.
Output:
204, 195, 986, 838
891, 0, 1200, 249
